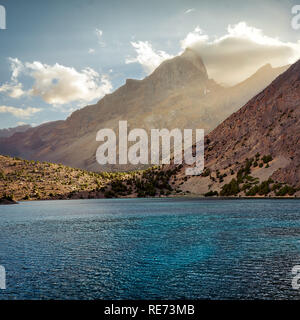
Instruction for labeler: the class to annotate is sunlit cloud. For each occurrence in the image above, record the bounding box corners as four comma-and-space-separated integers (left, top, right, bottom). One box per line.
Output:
16, 121, 28, 126
0, 58, 26, 98
1, 59, 113, 106
0, 82, 25, 99
9, 58, 23, 80
181, 22, 300, 85
0, 106, 41, 118
126, 41, 174, 74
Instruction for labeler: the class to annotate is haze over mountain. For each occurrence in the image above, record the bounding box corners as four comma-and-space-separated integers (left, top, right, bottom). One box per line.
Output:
0, 49, 288, 171
171, 59, 300, 196
0, 124, 31, 138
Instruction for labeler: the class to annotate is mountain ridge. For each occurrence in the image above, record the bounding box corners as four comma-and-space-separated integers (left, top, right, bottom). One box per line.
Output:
0, 124, 31, 138
0, 49, 289, 172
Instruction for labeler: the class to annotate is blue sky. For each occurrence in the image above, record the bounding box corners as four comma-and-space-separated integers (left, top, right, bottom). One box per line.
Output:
0, 0, 299, 129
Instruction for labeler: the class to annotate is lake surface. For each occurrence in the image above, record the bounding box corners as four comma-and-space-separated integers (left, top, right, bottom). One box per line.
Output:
0, 198, 300, 300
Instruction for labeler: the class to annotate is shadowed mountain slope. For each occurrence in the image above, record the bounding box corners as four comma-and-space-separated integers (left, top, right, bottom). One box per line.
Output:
170, 60, 300, 196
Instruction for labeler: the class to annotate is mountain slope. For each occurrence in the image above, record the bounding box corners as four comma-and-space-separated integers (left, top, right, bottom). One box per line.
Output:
0, 155, 180, 201
0, 155, 123, 201
171, 60, 300, 196
0, 49, 288, 171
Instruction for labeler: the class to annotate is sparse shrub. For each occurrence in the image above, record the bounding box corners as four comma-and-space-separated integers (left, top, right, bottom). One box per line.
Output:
104, 190, 116, 198
220, 179, 240, 196
258, 181, 270, 195
202, 168, 211, 177
0, 170, 6, 180
276, 185, 296, 196
262, 155, 273, 164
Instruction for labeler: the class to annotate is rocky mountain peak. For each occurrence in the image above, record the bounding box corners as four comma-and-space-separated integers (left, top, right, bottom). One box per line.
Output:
180, 48, 208, 76
146, 48, 209, 92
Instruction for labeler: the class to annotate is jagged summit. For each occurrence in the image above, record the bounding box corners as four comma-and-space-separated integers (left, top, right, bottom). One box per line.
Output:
145, 48, 208, 92
258, 63, 272, 70
180, 48, 208, 76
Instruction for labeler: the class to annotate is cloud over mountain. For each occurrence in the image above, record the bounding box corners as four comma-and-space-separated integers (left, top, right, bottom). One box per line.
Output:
181, 22, 300, 85
127, 22, 300, 85
126, 41, 174, 74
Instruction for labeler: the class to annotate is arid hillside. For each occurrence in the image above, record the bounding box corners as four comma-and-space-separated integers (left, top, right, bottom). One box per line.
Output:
0, 155, 112, 201
167, 59, 300, 197
0, 155, 181, 201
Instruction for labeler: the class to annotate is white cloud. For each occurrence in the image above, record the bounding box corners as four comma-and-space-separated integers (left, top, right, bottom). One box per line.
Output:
0, 82, 25, 98
9, 58, 24, 81
181, 22, 300, 85
126, 23, 300, 84
0, 106, 41, 118
88, 48, 96, 54
96, 28, 103, 38
95, 28, 106, 47
180, 26, 207, 49
0, 58, 26, 98
185, 8, 195, 14
126, 41, 174, 74
2, 59, 113, 106
27, 62, 112, 105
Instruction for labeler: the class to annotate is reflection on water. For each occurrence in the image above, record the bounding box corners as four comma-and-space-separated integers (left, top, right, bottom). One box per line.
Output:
0, 198, 300, 300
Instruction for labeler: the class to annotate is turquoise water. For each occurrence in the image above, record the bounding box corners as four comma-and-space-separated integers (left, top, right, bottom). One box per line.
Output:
0, 198, 300, 300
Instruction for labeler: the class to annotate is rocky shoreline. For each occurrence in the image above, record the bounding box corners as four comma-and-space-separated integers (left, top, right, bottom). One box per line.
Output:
0, 197, 17, 205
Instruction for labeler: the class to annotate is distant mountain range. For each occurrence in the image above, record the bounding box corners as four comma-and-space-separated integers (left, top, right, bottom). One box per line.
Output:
168, 59, 300, 197
0, 49, 288, 172
1, 58, 299, 200
0, 49, 287, 175
0, 124, 31, 138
